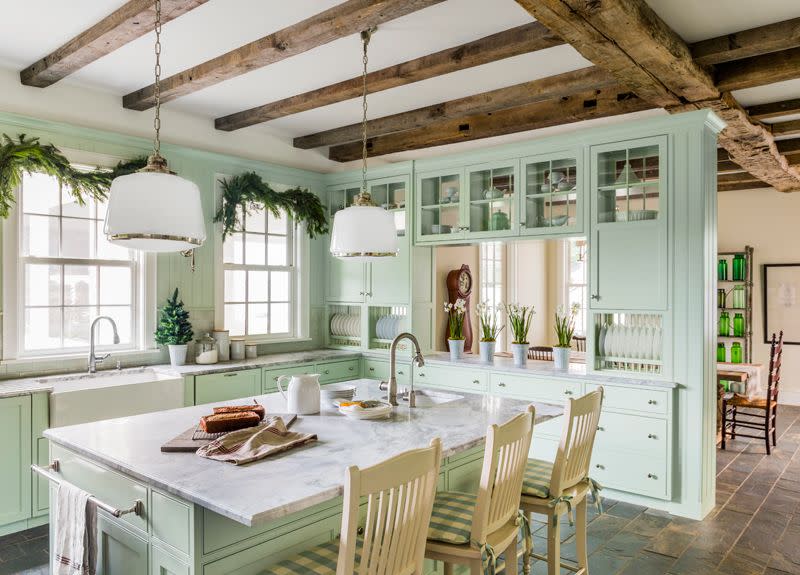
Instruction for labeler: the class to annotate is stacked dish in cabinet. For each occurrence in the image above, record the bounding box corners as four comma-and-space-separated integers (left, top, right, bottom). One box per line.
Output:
375, 314, 404, 341
596, 314, 662, 374
330, 313, 360, 338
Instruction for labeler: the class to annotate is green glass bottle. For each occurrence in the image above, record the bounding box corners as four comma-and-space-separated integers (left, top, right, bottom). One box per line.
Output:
731, 342, 742, 363
718, 258, 728, 281
732, 285, 745, 309
717, 288, 726, 309
733, 313, 745, 337
732, 254, 746, 281
718, 312, 729, 336
717, 342, 726, 362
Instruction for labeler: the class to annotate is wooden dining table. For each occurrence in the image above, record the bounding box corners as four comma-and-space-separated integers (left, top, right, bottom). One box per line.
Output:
716, 363, 762, 438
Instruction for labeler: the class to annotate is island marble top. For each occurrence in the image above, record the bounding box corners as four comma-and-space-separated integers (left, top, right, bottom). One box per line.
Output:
45, 379, 562, 527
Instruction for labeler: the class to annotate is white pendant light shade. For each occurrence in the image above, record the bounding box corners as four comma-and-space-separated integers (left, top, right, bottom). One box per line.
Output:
329, 205, 398, 261
104, 170, 206, 252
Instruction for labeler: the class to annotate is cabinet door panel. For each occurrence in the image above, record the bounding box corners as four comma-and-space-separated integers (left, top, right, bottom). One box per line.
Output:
0, 395, 32, 526
195, 369, 261, 405
97, 515, 149, 575
368, 239, 409, 304
326, 250, 365, 303
263, 364, 315, 393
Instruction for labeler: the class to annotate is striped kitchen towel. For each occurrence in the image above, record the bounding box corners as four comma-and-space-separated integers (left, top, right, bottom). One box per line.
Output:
196, 416, 316, 465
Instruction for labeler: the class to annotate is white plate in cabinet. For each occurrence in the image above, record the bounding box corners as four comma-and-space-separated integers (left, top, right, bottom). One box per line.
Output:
595, 412, 668, 456
414, 365, 487, 392
490, 373, 581, 403
586, 383, 669, 416
591, 449, 669, 500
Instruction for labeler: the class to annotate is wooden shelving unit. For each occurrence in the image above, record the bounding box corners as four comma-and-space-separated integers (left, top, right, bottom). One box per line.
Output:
717, 246, 754, 362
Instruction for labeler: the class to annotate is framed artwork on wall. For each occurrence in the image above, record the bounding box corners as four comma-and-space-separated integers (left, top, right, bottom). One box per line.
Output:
763, 263, 800, 345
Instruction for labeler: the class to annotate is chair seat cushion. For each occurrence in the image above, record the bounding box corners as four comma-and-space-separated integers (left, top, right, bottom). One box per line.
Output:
522, 458, 553, 499
727, 395, 768, 409
427, 491, 477, 544
261, 539, 361, 575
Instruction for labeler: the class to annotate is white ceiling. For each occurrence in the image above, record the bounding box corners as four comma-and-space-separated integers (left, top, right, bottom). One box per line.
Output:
0, 0, 797, 172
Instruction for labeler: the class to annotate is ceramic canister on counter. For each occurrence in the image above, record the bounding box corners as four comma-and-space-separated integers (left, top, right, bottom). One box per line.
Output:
245, 343, 258, 359
212, 329, 230, 361
230, 337, 246, 361
195, 333, 219, 365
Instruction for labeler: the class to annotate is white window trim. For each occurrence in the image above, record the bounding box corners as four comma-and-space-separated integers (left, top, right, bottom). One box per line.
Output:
213, 174, 310, 344
2, 156, 157, 362
561, 238, 587, 337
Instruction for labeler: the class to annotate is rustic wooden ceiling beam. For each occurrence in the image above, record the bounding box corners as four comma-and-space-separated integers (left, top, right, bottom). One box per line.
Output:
718, 172, 762, 184
691, 17, 800, 65
20, 0, 207, 87
216, 22, 563, 131
123, 0, 445, 111
715, 47, 800, 92
771, 120, 800, 137
718, 181, 771, 192
748, 98, 800, 120
294, 67, 616, 148
328, 88, 651, 162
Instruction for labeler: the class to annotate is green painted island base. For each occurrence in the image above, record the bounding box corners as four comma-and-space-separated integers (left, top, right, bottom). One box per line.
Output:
49, 442, 485, 575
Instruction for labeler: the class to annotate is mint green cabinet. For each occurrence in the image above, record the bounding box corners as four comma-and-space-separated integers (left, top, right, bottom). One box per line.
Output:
590, 136, 668, 310
97, 514, 149, 575
262, 364, 315, 393
416, 168, 465, 242
520, 151, 582, 236
151, 545, 191, 575
194, 369, 261, 405
0, 396, 32, 526
32, 392, 50, 518
464, 161, 518, 239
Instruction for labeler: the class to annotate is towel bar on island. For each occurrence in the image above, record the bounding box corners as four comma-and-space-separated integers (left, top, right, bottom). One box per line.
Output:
31, 460, 144, 518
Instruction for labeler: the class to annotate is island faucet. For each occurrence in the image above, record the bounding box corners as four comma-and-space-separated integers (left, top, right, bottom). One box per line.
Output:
88, 316, 120, 373
386, 332, 425, 407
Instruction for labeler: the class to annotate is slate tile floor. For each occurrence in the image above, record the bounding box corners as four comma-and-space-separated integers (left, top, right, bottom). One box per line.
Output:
2, 405, 799, 575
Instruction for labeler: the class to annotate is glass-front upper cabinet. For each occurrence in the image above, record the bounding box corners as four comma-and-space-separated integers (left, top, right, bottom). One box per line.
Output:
595, 141, 661, 224
464, 161, 518, 238
520, 151, 581, 235
416, 168, 465, 242
369, 177, 407, 237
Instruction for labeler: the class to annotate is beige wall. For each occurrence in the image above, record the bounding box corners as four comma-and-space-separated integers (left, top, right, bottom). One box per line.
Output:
718, 189, 800, 403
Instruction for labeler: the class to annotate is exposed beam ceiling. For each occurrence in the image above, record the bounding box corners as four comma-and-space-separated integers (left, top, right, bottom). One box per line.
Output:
123, 0, 446, 111
771, 120, 800, 137
20, 0, 208, 88
216, 22, 563, 132
715, 47, 800, 92
514, 0, 800, 193
328, 88, 650, 162
295, 67, 616, 149
748, 98, 800, 121
690, 16, 800, 65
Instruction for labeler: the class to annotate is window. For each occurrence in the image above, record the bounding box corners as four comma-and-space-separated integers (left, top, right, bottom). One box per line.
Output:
222, 205, 297, 339
480, 241, 505, 347
10, 172, 143, 356
565, 238, 587, 336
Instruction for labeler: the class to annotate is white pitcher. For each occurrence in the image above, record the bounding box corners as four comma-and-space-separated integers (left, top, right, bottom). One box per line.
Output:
277, 373, 321, 415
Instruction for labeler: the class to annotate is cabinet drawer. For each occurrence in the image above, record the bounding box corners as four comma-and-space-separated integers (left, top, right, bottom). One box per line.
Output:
152, 490, 191, 555
317, 359, 360, 384
491, 373, 581, 403
414, 365, 487, 393
51, 444, 147, 533
591, 448, 669, 500
195, 369, 261, 405
587, 383, 669, 415
263, 364, 315, 393
595, 412, 668, 456
363, 358, 390, 380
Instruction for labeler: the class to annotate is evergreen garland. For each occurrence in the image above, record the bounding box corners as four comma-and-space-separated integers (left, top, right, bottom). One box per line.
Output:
214, 171, 328, 239
107, 156, 149, 180
0, 134, 110, 218
154, 288, 194, 346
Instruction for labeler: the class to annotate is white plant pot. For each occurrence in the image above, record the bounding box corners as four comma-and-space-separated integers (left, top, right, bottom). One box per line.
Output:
553, 346, 570, 370
168, 344, 188, 367
448, 339, 465, 361
479, 341, 496, 364
511, 343, 528, 367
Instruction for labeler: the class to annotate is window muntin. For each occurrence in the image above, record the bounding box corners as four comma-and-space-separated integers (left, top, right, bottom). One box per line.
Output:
480, 241, 506, 348
565, 238, 587, 336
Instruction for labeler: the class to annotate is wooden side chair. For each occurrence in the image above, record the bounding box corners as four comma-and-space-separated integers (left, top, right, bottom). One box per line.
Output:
425, 406, 535, 575
262, 438, 442, 575
528, 346, 553, 361
721, 331, 783, 454
520, 389, 604, 575
572, 336, 586, 352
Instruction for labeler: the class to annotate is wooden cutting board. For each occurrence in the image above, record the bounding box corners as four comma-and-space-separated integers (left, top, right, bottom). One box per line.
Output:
160, 414, 297, 453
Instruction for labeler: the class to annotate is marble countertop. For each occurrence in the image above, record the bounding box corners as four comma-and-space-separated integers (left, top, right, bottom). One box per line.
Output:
0, 378, 53, 399
154, 349, 361, 376
45, 379, 562, 527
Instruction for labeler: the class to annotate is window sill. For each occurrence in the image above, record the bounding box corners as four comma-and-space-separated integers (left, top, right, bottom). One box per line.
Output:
2, 348, 164, 369
245, 336, 313, 346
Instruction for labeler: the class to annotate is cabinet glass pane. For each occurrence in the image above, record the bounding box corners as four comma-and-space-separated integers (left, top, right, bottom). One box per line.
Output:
371, 181, 407, 236
597, 144, 660, 223
330, 187, 361, 217
468, 166, 514, 233
419, 174, 461, 237
524, 158, 577, 230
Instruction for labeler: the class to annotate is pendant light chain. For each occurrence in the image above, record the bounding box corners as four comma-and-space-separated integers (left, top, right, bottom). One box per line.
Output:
360, 29, 370, 196
153, 0, 162, 157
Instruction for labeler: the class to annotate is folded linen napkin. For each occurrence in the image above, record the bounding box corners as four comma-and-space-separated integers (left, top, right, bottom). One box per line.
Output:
53, 481, 97, 575
196, 416, 316, 465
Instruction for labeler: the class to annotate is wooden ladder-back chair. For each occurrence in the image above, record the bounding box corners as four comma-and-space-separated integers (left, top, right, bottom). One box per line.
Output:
262, 438, 442, 575
572, 336, 586, 352
721, 331, 783, 454
425, 406, 535, 575
528, 346, 553, 361
520, 389, 604, 575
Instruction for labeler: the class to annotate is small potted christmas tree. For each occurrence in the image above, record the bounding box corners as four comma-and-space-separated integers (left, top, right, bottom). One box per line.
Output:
155, 288, 194, 366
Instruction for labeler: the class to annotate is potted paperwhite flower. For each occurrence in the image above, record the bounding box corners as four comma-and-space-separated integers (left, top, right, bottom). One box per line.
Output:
477, 302, 503, 364
505, 303, 535, 367
444, 298, 467, 361
553, 303, 580, 370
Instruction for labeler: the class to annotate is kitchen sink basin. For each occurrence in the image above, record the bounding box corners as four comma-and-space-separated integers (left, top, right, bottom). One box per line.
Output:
403, 389, 463, 407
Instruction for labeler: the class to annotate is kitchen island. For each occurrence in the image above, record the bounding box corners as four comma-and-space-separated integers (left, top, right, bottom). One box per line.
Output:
43, 379, 561, 575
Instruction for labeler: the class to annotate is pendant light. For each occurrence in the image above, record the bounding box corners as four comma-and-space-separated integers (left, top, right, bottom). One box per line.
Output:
329, 29, 398, 261
104, 0, 206, 259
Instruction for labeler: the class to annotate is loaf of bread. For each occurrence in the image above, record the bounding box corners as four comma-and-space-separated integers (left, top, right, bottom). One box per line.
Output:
213, 402, 265, 419
200, 411, 261, 434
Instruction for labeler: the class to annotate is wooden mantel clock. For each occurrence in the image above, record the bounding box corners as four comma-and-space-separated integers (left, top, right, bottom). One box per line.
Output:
445, 264, 473, 353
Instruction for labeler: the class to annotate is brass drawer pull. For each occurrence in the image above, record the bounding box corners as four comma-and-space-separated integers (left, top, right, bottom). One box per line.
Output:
324, 369, 330, 374
597, 426, 605, 431
564, 390, 574, 395
349, 366, 355, 371
498, 382, 506, 387
473, 380, 480, 385
223, 373, 238, 377
648, 399, 657, 405
595, 464, 605, 470
368, 367, 375, 372
398, 370, 404, 375
647, 473, 657, 479
648, 434, 657, 439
